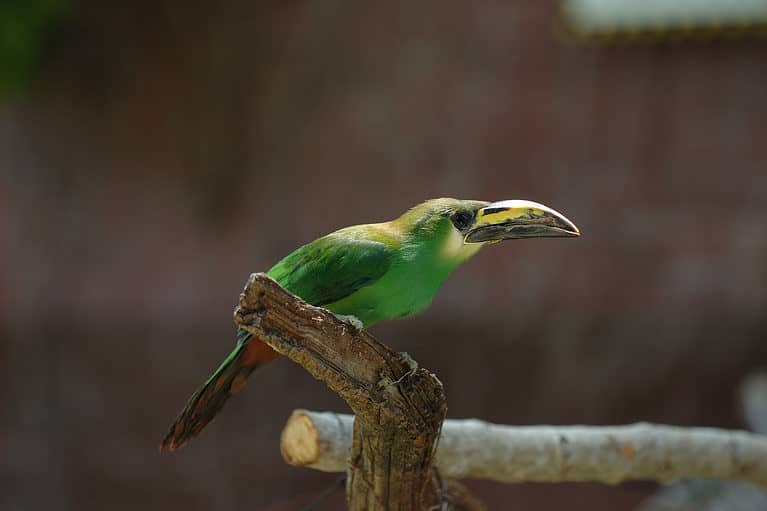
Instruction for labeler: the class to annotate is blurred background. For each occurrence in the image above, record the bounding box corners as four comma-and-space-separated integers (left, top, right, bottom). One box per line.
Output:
3, 1, 767, 510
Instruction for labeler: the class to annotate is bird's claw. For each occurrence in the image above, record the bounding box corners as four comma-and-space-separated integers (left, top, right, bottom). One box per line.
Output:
398, 351, 418, 371
379, 355, 419, 389
334, 314, 364, 330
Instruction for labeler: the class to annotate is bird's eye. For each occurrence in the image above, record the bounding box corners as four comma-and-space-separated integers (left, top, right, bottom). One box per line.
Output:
450, 211, 474, 231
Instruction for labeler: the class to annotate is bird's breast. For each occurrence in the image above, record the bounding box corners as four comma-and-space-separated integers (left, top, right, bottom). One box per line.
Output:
324, 263, 447, 326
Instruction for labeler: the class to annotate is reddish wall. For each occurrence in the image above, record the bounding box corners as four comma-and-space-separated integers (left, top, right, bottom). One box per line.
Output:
3, 2, 766, 509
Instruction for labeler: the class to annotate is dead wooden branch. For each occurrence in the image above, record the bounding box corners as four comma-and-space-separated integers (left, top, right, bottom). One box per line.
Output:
280, 410, 767, 490
235, 272, 767, 508
234, 273, 479, 510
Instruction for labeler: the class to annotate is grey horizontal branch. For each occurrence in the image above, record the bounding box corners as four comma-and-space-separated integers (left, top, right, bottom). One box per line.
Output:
281, 409, 767, 490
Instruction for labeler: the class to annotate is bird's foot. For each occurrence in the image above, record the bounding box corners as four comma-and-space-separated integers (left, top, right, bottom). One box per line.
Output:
333, 314, 364, 330
379, 354, 419, 388
398, 351, 419, 371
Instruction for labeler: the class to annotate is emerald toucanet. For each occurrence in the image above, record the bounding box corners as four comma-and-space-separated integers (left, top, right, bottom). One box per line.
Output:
162, 198, 579, 451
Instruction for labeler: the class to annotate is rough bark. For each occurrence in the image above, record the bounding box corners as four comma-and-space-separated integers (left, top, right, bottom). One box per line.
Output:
234, 273, 474, 510
280, 410, 767, 490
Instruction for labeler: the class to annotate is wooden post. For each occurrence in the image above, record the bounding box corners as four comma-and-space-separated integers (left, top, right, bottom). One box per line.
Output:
234, 273, 480, 510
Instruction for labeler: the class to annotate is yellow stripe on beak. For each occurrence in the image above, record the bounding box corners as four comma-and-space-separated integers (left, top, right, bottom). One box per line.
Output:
466, 200, 580, 243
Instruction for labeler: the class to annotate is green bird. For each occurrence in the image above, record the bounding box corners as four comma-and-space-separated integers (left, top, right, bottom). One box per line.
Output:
161, 198, 579, 451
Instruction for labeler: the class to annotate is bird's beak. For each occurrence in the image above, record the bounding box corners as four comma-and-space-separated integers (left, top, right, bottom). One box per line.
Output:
464, 200, 580, 243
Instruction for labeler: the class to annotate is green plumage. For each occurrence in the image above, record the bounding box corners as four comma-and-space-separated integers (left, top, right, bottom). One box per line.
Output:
266, 232, 393, 311
267, 199, 487, 326
163, 197, 582, 450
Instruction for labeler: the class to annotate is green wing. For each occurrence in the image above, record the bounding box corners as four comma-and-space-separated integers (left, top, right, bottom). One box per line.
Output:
267, 232, 394, 306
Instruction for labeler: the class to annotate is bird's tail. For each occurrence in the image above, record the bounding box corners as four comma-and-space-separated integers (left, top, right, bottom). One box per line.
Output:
161, 329, 280, 451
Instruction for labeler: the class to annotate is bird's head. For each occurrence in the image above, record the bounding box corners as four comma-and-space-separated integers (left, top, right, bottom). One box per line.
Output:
397, 198, 580, 262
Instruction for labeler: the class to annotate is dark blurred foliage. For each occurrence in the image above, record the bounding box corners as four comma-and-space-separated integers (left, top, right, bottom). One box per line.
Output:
0, 0, 71, 96
2, 2, 767, 510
